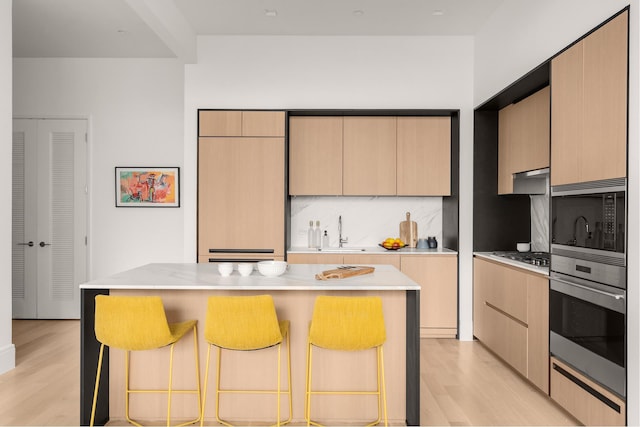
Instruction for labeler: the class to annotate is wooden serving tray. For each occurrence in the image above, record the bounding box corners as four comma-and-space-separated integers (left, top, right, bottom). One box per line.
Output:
315, 266, 375, 280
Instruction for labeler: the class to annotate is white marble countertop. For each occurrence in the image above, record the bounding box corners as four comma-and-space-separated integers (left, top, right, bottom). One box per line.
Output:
79, 263, 421, 291
474, 252, 550, 276
288, 246, 457, 255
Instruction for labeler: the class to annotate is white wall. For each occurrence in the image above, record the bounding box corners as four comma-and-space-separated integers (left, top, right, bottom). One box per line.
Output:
474, 1, 639, 423
0, 0, 15, 375
12, 58, 186, 280
184, 35, 476, 339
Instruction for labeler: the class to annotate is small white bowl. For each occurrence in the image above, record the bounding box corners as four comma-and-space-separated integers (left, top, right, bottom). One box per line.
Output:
516, 242, 531, 252
238, 263, 254, 277
257, 261, 287, 277
217, 262, 234, 277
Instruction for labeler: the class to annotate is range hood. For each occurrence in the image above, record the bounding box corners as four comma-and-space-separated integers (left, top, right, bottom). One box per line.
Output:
512, 168, 549, 195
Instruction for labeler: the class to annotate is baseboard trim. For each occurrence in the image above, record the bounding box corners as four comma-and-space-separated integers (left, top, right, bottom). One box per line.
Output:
0, 343, 16, 375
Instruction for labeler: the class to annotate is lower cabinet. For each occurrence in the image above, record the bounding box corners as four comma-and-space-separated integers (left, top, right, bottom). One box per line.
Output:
400, 255, 458, 338
473, 257, 549, 394
551, 357, 625, 426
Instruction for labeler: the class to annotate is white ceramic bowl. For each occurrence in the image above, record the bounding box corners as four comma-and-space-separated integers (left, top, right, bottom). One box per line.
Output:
516, 242, 531, 252
257, 261, 287, 277
217, 262, 234, 277
238, 263, 254, 277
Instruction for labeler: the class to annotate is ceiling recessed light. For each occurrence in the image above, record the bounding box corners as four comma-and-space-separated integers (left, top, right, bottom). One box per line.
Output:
353, 10, 364, 17
432, 9, 444, 16
264, 9, 278, 17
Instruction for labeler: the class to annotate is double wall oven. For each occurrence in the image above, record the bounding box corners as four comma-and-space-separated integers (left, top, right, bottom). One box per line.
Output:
550, 178, 626, 399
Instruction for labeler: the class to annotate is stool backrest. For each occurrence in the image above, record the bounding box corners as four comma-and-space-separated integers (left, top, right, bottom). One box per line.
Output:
94, 295, 175, 350
309, 296, 386, 350
205, 295, 283, 350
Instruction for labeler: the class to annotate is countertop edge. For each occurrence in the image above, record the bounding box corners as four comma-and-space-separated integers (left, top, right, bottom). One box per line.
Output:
288, 247, 457, 255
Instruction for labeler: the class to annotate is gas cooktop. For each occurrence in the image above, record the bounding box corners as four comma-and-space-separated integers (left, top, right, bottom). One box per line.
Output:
492, 251, 550, 267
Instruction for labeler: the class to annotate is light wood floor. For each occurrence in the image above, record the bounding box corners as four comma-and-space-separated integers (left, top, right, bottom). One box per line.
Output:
0, 320, 579, 426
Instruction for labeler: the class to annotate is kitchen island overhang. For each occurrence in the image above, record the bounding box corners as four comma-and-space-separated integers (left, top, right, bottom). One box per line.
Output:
80, 263, 421, 426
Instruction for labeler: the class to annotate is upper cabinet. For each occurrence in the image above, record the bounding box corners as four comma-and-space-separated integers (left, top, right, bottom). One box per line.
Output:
397, 117, 451, 196
199, 110, 285, 137
551, 11, 628, 186
343, 117, 397, 195
289, 115, 452, 196
288, 116, 343, 196
498, 86, 550, 195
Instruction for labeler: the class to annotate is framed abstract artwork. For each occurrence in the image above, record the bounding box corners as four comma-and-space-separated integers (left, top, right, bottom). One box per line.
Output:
115, 167, 180, 207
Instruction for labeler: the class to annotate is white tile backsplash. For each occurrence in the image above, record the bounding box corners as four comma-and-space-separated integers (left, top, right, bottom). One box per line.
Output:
290, 196, 443, 248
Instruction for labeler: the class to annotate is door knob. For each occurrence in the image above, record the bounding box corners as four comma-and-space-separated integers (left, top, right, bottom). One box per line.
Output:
39, 241, 51, 247
17, 241, 34, 247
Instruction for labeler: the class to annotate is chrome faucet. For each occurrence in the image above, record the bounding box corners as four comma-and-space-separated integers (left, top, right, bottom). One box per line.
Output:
338, 215, 349, 248
571, 215, 591, 245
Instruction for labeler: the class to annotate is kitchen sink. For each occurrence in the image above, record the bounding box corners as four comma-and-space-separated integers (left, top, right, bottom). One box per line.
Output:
317, 247, 366, 253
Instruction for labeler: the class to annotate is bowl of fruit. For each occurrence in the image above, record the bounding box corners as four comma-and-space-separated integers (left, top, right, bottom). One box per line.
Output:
379, 237, 406, 250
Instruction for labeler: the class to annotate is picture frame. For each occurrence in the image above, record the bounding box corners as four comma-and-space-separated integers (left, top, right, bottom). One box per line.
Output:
115, 167, 180, 207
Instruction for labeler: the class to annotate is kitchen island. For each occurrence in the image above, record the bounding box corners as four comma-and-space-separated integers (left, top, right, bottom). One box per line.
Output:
80, 263, 420, 426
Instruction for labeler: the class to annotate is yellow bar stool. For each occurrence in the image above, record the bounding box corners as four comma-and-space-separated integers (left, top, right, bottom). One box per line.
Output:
90, 295, 202, 427
305, 296, 388, 427
201, 295, 292, 427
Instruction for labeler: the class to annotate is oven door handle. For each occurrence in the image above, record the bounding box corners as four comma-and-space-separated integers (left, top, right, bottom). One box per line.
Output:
551, 275, 626, 300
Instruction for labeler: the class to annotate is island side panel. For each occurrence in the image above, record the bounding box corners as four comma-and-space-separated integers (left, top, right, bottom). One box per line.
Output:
107, 289, 407, 425
406, 289, 420, 426
80, 288, 109, 426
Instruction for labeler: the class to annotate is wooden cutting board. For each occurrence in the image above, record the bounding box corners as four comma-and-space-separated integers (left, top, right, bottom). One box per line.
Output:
315, 266, 375, 280
399, 212, 418, 248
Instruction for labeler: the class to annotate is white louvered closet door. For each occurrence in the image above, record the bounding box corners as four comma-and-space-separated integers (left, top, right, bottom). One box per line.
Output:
12, 119, 87, 319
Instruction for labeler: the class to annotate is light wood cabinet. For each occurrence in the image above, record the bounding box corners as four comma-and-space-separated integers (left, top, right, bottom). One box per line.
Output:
289, 115, 452, 196
286, 253, 344, 265
198, 110, 286, 262
199, 110, 285, 137
473, 257, 549, 393
551, 357, 625, 426
397, 117, 451, 196
400, 255, 457, 338
287, 253, 400, 268
551, 11, 627, 186
198, 137, 285, 258
498, 86, 550, 194
288, 116, 343, 195
343, 117, 397, 195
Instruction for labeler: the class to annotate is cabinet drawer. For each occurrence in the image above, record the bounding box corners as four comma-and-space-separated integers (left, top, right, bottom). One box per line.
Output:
342, 254, 400, 269
198, 254, 283, 263
482, 303, 528, 377
474, 258, 527, 323
551, 357, 625, 426
287, 253, 344, 264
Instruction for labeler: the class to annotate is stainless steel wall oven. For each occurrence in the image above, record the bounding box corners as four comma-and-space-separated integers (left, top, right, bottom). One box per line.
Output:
550, 178, 626, 399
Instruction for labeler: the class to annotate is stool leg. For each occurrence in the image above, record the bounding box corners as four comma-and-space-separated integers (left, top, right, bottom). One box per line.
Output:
192, 325, 202, 426
277, 343, 281, 427
167, 342, 176, 427
90, 343, 105, 427
285, 331, 292, 425
379, 347, 388, 427
200, 344, 212, 427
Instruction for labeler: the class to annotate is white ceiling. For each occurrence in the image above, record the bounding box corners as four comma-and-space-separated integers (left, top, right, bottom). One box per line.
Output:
12, 0, 505, 59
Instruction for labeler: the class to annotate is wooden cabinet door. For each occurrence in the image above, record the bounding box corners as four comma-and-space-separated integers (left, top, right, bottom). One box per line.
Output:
342, 254, 400, 269
343, 117, 397, 195
401, 255, 457, 337
582, 11, 627, 183
289, 116, 343, 195
198, 137, 284, 257
551, 11, 627, 186
287, 253, 344, 264
242, 111, 285, 137
397, 117, 451, 196
498, 103, 517, 194
199, 111, 242, 136
499, 86, 550, 194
